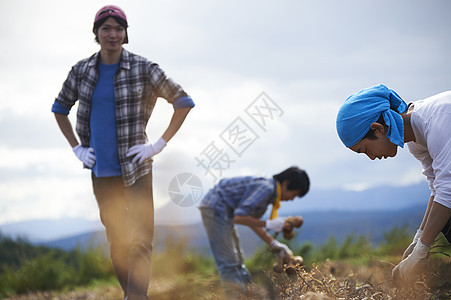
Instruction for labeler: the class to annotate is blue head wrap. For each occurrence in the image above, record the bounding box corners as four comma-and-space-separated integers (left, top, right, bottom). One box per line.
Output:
336, 84, 408, 148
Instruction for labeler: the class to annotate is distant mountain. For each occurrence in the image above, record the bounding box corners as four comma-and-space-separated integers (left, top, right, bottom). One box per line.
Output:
35, 205, 426, 257
0, 182, 430, 255
274, 181, 430, 214
153, 181, 430, 225
0, 218, 103, 243
43, 230, 108, 252
296, 205, 425, 246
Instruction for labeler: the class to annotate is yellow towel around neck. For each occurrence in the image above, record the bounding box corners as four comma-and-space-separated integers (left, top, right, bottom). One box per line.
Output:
269, 182, 282, 220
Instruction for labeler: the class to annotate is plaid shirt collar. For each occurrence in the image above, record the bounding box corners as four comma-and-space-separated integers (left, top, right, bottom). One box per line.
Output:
87, 49, 131, 70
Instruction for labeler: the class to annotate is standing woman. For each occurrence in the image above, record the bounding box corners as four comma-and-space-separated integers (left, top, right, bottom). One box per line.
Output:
51, 5, 194, 300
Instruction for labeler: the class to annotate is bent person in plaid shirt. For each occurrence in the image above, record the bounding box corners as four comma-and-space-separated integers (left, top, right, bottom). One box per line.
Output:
51, 5, 194, 300
197, 166, 310, 297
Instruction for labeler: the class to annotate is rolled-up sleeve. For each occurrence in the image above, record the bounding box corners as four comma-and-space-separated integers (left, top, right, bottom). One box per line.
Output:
172, 96, 195, 109
51, 101, 71, 115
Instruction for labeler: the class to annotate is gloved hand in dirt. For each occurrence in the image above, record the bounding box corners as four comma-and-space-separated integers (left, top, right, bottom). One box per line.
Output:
265, 217, 287, 233
270, 240, 293, 259
392, 239, 430, 283
403, 229, 422, 259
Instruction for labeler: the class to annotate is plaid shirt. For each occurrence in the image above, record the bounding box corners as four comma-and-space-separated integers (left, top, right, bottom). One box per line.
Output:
55, 49, 190, 186
198, 176, 277, 220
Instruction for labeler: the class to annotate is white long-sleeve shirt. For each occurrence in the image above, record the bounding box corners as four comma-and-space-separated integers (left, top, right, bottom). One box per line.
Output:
407, 91, 451, 209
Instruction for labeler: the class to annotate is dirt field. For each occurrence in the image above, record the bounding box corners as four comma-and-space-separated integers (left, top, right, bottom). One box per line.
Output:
5, 257, 450, 300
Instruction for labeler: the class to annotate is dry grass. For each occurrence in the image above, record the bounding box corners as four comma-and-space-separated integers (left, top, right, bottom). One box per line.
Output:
263, 256, 451, 300
5, 256, 450, 300
3, 284, 123, 300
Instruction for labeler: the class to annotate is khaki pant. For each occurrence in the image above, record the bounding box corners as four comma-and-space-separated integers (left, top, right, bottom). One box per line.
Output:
92, 173, 154, 300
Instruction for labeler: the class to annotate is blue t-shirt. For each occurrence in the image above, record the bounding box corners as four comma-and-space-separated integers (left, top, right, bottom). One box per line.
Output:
89, 62, 122, 177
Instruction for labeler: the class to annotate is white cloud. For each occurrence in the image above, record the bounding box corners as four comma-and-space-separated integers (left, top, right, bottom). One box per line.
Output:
0, 0, 449, 224
0, 176, 97, 224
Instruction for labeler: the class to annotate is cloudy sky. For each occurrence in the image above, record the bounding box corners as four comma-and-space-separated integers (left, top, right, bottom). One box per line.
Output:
0, 0, 450, 225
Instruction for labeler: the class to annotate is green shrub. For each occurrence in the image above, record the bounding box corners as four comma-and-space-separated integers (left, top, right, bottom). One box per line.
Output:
337, 235, 371, 260
8, 252, 75, 293
246, 246, 274, 273
312, 236, 338, 262
0, 233, 64, 271
70, 247, 114, 285
376, 224, 412, 256
151, 236, 216, 278
430, 233, 451, 258
0, 235, 114, 298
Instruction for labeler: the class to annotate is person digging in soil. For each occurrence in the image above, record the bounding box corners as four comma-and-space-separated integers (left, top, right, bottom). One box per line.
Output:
336, 84, 451, 284
197, 166, 310, 297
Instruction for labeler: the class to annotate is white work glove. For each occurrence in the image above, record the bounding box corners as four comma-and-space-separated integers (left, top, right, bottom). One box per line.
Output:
73, 145, 96, 168
265, 217, 286, 233
126, 137, 167, 164
392, 239, 430, 283
403, 229, 422, 259
270, 240, 293, 259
